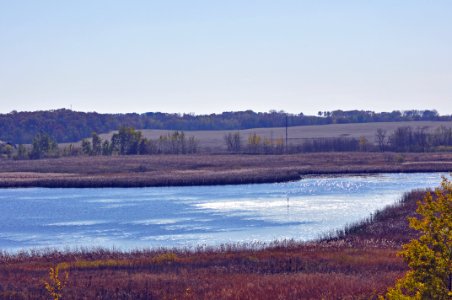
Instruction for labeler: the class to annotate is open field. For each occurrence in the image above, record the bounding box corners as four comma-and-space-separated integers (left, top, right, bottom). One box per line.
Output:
0, 152, 451, 188
0, 189, 427, 299
61, 120, 452, 151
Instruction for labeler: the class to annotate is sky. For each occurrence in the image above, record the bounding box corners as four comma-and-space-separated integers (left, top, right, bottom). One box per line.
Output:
0, 1, 451, 115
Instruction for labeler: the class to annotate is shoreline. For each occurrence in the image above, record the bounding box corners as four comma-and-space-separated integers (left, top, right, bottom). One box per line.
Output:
0, 169, 450, 189
0, 189, 426, 298
0, 152, 451, 188
1, 188, 423, 255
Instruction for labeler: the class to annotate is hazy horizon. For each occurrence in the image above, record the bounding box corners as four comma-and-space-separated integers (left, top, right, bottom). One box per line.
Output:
2, 107, 450, 117
1, 1, 451, 115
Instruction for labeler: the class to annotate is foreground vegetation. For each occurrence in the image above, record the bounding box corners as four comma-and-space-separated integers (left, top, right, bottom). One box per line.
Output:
385, 177, 451, 299
0, 188, 437, 299
0, 152, 451, 188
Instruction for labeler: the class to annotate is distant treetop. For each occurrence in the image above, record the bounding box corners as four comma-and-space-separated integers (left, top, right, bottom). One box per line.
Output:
0, 109, 449, 144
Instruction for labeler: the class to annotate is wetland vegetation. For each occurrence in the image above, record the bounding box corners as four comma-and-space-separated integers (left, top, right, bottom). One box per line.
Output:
1, 185, 449, 299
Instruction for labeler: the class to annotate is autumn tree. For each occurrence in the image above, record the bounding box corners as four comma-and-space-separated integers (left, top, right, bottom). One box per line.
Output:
247, 133, 262, 153
224, 132, 241, 153
375, 128, 387, 152
385, 177, 452, 299
358, 136, 369, 151
155, 131, 197, 154
186, 136, 198, 154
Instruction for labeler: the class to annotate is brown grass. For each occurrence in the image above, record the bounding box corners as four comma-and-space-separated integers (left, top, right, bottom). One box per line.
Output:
0, 152, 451, 187
0, 190, 426, 299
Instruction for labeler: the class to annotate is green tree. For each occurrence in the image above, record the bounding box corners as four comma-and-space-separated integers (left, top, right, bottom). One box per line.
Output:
91, 132, 102, 155
111, 126, 142, 155
81, 139, 92, 155
157, 134, 169, 153
101, 140, 111, 155
30, 133, 58, 159
385, 177, 452, 299
2, 144, 14, 158
170, 131, 186, 154
16, 144, 28, 160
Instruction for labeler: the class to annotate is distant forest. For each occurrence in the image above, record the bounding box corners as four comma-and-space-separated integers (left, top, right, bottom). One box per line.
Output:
0, 109, 450, 144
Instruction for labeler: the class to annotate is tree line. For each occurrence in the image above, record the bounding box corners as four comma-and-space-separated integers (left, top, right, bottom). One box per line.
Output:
1, 125, 452, 160
0, 109, 450, 144
1, 127, 198, 160
223, 126, 452, 154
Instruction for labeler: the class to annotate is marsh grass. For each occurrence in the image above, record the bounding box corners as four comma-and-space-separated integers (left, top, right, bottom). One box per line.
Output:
0, 190, 431, 299
0, 152, 450, 188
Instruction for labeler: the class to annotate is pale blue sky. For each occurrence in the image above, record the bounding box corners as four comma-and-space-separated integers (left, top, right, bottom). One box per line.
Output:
0, 1, 451, 115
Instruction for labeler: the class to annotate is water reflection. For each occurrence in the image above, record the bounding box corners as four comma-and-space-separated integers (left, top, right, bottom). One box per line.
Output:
0, 172, 448, 252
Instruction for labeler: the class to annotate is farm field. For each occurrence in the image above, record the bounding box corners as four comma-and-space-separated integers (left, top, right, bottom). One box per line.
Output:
0, 152, 451, 188
60, 120, 452, 151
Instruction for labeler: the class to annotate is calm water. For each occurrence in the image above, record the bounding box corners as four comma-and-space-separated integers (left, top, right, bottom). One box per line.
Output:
0, 173, 448, 252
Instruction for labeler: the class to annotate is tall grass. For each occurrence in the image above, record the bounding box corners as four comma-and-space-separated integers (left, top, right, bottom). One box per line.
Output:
0, 152, 450, 188
0, 189, 429, 299
321, 190, 427, 246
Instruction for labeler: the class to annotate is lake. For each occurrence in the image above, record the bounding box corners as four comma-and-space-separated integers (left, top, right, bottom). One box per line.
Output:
0, 172, 447, 252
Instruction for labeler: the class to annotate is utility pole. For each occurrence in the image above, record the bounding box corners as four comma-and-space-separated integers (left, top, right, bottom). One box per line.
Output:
285, 114, 288, 152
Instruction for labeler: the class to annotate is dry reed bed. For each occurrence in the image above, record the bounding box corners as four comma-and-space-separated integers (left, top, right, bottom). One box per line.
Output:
0, 190, 425, 299
0, 152, 451, 188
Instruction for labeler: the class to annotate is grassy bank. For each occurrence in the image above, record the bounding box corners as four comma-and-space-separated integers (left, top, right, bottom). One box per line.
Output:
0, 189, 426, 299
0, 152, 451, 188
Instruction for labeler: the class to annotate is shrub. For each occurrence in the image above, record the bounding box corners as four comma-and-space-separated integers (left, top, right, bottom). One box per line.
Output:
384, 177, 452, 299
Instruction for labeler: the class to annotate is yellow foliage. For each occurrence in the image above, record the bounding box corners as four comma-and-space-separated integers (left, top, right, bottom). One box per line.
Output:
384, 177, 452, 299
72, 259, 129, 269
43, 265, 69, 300
248, 133, 261, 146
152, 252, 180, 264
